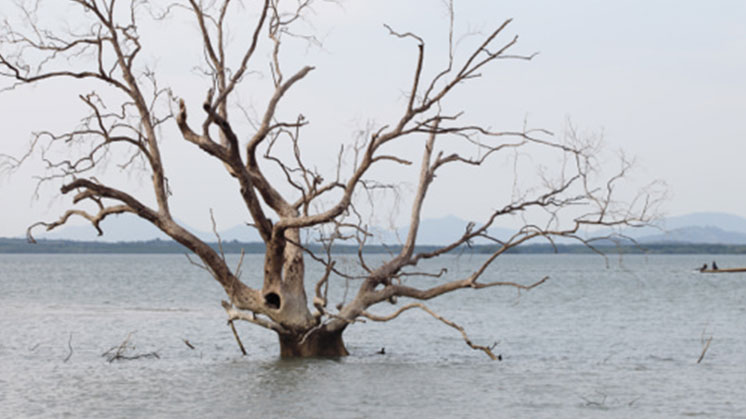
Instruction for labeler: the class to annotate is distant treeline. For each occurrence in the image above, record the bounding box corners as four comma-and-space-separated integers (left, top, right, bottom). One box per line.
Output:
2, 237, 746, 255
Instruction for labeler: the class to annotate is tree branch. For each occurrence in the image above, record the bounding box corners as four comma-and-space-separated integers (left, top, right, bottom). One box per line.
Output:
363, 303, 499, 360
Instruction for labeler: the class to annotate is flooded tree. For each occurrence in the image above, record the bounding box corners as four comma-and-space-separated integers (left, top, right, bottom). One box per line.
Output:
0, 1, 661, 357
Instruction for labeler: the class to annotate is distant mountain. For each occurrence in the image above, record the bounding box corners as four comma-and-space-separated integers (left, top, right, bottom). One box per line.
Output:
33, 214, 261, 243
30, 213, 516, 246
624, 212, 746, 244
657, 212, 746, 234
210, 223, 262, 242
5, 237, 746, 255
638, 226, 746, 245
22, 211, 746, 246
37, 214, 170, 242
392, 215, 514, 246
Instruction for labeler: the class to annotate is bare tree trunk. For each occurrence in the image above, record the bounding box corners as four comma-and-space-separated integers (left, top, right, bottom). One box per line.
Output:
260, 228, 315, 332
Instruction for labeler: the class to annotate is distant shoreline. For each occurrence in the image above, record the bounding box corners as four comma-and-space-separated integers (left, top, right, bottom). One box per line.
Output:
3, 238, 746, 255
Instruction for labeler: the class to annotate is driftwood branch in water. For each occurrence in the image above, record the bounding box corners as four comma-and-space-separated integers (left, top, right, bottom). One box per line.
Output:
102, 332, 160, 362
63, 332, 73, 363
183, 339, 196, 350
697, 333, 713, 364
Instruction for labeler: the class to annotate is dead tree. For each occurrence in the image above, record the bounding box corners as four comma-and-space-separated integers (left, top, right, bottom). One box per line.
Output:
1, 1, 662, 357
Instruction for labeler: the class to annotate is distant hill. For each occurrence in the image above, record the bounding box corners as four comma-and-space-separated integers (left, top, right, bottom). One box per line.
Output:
638, 226, 746, 245
29, 213, 513, 246
627, 212, 746, 245
4, 237, 746, 255
17, 211, 746, 246
30, 213, 262, 243
660, 212, 746, 233
36, 214, 170, 242
372, 215, 514, 246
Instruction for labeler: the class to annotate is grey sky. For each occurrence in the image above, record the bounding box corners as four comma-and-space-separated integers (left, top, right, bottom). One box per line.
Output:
1, 1, 745, 238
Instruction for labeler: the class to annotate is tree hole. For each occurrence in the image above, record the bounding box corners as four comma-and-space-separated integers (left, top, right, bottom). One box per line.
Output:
264, 292, 281, 309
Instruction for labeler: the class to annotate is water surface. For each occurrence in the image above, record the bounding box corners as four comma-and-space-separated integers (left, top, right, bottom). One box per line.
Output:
1, 254, 745, 418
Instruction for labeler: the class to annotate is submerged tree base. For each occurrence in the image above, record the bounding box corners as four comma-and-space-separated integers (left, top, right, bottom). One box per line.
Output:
279, 330, 349, 358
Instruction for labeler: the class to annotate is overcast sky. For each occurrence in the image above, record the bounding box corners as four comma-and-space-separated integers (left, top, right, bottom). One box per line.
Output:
1, 0, 745, 238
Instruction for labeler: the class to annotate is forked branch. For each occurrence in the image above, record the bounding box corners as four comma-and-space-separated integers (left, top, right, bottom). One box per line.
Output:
363, 303, 499, 360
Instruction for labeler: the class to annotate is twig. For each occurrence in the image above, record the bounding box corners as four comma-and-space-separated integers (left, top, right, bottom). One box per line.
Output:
63, 332, 73, 363
580, 391, 608, 407
363, 303, 500, 360
113, 352, 160, 361
102, 332, 160, 362
235, 248, 246, 278
185, 253, 213, 274
183, 339, 196, 350
697, 336, 713, 364
210, 208, 225, 261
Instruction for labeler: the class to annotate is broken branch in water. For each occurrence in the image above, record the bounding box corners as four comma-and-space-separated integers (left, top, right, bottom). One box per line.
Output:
63, 332, 73, 363
697, 331, 713, 364
221, 300, 249, 355
228, 320, 248, 356
183, 339, 196, 350
102, 332, 160, 362
580, 391, 608, 408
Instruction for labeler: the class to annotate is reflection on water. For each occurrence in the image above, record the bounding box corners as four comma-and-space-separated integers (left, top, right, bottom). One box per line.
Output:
1, 253, 746, 418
